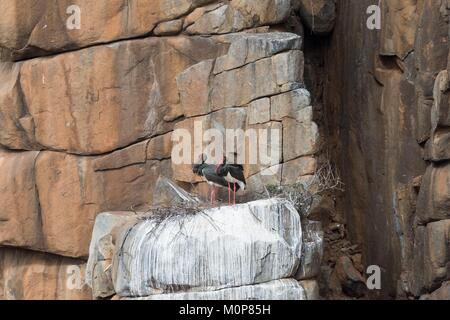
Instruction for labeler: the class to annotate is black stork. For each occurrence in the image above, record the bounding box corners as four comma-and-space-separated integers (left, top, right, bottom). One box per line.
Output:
193, 155, 240, 205
216, 156, 247, 205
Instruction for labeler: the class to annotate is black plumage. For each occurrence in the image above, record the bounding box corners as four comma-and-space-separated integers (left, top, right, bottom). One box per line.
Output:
216, 156, 246, 204
216, 157, 247, 190
193, 155, 240, 204
193, 163, 233, 189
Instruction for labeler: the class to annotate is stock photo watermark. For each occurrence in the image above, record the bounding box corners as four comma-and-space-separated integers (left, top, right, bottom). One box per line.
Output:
66, 265, 86, 290
171, 121, 281, 174
366, 265, 381, 290
367, 4, 381, 30
66, 5, 81, 30
65, 4, 380, 31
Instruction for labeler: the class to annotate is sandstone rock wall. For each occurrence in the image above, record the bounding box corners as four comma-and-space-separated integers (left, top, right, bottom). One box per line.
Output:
0, 0, 329, 299
5, 0, 448, 301
324, 0, 450, 298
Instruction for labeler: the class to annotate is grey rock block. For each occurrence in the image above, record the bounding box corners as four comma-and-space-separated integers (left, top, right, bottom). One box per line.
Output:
113, 199, 303, 297
126, 279, 308, 300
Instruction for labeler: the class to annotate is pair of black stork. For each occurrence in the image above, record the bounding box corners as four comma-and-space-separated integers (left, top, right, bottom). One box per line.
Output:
193, 155, 246, 205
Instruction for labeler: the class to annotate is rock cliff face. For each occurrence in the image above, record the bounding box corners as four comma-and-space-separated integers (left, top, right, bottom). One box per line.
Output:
0, 0, 448, 300
324, 0, 450, 298
0, 0, 322, 300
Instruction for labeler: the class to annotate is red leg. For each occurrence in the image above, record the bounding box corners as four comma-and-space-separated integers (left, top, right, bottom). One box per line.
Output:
228, 182, 231, 205
233, 183, 236, 205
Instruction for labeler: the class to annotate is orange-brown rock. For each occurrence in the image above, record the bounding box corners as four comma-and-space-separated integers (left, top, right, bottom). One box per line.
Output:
0, 63, 36, 150
281, 157, 317, 185
413, 1, 450, 143
185, 0, 292, 35
0, 248, 91, 300
416, 163, 450, 223
324, 0, 433, 297
282, 107, 319, 162
0, 150, 42, 249
379, 0, 419, 59
421, 282, 450, 300
0, 0, 216, 60
0, 1, 327, 300
412, 220, 450, 295
0, 140, 172, 258
1, 36, 222, 154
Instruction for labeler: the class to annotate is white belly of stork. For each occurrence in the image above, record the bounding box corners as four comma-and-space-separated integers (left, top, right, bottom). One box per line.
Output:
225, 173, 246, 190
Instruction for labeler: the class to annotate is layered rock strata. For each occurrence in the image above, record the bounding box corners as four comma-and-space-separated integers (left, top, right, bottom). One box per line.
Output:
0, 0, 327, 299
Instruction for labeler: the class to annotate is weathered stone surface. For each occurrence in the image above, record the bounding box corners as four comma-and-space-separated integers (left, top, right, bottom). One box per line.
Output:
91, 260, 115, 299
171, 31, 311, 198
273, 50, 304, 86
147, 133, 173, 160
177, 59, 214, 117
0, 142, 171, 258
0, 0, 216, 60
112, 199, 302, 297
271, 88, 311, 121
380, 0, 419, 59
154, 19, 184, 36
421, 281, 450, 300
283, 107, 319, 161
0, 150, 41, 249
246, 121, 283, 177
300, 280, 320, 300
185, 0, 292, 35
15, 37, 221, 155
86, 211, 138, 298
176, 33, 304, 119
296, 0, 336, 35
92, 140, 148, 172
0, 63, 36, 150
393, 180, 420, 296
430, 78, 450, 169
416, 163, 450, 223
244, 164, 283, 197
324, 0, 434, 297
412, 220, 450, 295
425, 129, 450, 162
0, 0, 323, 301
126, 279, 308, 300
185, 3, 229, 34
211, 50, 304, 110
0, 248, 91, 300
411, 226, 426, 296
35, 152, 101, 258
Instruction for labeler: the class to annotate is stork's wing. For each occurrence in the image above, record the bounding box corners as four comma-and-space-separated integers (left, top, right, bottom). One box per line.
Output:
228, 165, 246, 184
202, 166, 229, 188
